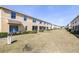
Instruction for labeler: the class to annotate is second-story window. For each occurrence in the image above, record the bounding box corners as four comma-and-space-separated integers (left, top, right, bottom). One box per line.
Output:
24, 16, 27, 21
11, 11, 16, 19
33, 18, 36, 23
40, 21, 42, 24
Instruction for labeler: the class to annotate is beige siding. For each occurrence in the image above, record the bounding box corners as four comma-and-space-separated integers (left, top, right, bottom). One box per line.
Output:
0, 7, 52, 32
1, 9, 10, 32
0, 9, 2, 32
16, 12, 33, 31
27, 17, 32, 31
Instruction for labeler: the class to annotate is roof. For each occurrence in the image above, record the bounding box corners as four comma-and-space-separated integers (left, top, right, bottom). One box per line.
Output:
71, 15, 79, 23
0, 6, 52, 25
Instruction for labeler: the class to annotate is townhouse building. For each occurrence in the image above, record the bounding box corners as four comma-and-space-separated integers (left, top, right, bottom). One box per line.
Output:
52, 24, 61, 29
0, 7, 52, 33
67, 15, 79, 32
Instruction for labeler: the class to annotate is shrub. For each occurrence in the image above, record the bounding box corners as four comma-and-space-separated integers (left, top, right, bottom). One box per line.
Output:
23, 31, 37, 34
39, 30, 44, 32
32, 30, 37, 33
46, 29, 51, 31
8, 32, 21, 36
0, 32, 8, 38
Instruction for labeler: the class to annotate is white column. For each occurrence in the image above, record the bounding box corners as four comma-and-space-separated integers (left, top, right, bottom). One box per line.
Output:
38, 26, 39, 32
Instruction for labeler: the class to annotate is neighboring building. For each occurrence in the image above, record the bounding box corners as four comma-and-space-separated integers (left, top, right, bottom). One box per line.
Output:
0, 7, 52, 33
67, 15, 79, 32
52, 24, 61, 29
66, 24, 72, 30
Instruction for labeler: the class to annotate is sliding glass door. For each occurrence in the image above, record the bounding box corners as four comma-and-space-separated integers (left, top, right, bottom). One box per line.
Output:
9, 25, 18, 33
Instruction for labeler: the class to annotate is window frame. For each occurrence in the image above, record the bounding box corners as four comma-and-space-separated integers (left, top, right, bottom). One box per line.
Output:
24, 15, 27, 21
33, 18, 36, 23
40, 21, 42, 24
11, 11, 16, 19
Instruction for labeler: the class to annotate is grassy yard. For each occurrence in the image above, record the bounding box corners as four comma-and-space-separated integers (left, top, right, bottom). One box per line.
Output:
0, 29, 79, 53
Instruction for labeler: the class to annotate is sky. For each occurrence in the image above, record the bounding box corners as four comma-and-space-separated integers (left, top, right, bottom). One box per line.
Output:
1, 5, 79, 26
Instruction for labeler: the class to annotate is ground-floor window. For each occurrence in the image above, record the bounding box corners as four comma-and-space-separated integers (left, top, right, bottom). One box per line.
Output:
44, 27, 46, 30
39, 26, 45, 30
39, 26, 42, 30
75, 25, 79, 31
73, 26, 74, 30
75, 26, 77, 30
32, 26, 38, 31
9, 25, 18, 33
78, 26, 79, 31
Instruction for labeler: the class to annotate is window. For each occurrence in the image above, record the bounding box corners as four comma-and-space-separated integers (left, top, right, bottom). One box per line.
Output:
40, 21, 42, 24
9, 25, 18, 33
75, 26, 77, 29
33, 18, 36, 23
78, 26, 79, 30
39, 26, 45, 30
11, 11, 16, 19
24, 16, 27, 21
32, 26, 38, 31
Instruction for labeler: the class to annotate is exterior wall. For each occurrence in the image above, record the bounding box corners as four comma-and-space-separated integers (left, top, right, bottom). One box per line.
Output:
26, 17, 32, 31
1, 8, 10, 32
0, 7, 52, 33
68, 16, 79, 32
48, 24, 52, 29
0, 9, 2, 32
52, 25, 55, 29
15, 13, 25, 32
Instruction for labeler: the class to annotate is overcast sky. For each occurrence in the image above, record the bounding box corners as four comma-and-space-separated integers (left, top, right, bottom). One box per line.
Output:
1, 5, 79, 26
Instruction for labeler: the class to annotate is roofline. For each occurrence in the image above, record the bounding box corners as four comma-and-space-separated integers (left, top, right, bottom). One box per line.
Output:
0, 6, 52, 25
70, 15, 79, 23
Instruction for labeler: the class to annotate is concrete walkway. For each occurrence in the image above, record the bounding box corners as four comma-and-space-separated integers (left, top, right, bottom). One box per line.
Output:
0, 29, 79, 53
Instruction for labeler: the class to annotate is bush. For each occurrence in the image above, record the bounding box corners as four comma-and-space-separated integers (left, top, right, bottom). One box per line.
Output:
32, 30, 37, 33
0, 32, 8, 38
23, 31, 37, 34
46, 29, 51, 31
39, 30, 44, 32
69, 29, 71, 31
